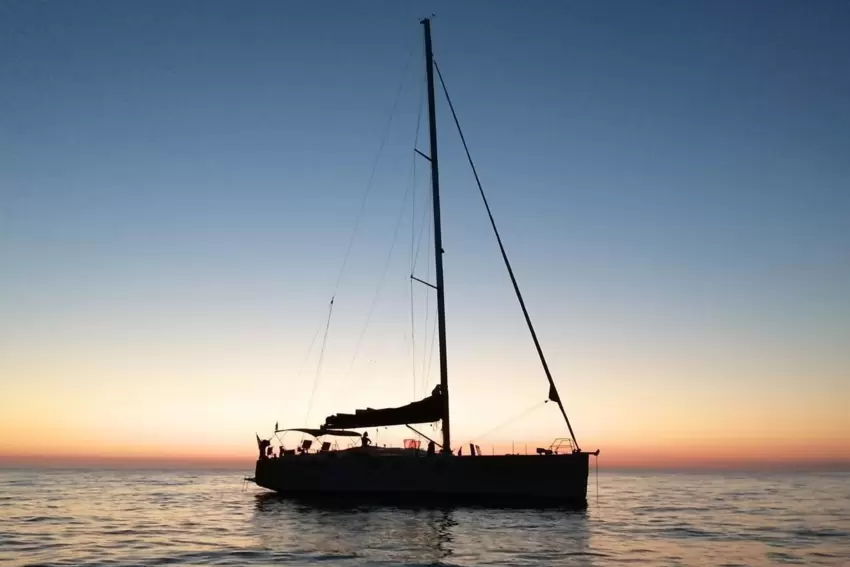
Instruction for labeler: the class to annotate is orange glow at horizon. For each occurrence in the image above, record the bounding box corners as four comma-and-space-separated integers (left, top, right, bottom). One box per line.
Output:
2, 427, 848, 471
2, 340, 848, 471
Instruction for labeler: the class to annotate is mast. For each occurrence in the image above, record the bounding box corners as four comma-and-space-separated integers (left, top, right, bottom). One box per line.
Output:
422, 18, 451, 454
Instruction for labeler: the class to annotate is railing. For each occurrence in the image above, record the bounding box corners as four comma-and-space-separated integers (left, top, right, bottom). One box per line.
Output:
548, 438, 575, 455
266, 439, 578, 457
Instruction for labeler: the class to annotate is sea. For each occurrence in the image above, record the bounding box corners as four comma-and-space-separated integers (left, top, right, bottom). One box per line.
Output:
0, 469, 847, 566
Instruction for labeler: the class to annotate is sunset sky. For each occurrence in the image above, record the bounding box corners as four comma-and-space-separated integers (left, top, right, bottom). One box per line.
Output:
2, 1, 848, 470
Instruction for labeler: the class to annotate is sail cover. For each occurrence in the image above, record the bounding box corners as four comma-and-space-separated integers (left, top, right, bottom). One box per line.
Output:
323, 389, 443, 429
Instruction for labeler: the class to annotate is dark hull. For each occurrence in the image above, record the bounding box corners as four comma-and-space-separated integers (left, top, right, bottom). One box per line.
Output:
253, 451, 590, 508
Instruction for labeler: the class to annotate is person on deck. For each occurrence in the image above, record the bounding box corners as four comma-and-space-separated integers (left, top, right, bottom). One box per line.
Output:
361, 431, 372, 447
427, 440, 436, 456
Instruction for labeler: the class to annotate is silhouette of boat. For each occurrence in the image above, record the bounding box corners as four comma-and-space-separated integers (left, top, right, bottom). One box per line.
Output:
250, 18, 599, 507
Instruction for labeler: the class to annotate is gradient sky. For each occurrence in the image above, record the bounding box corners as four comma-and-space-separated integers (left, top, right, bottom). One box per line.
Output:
2, 1, 848, 468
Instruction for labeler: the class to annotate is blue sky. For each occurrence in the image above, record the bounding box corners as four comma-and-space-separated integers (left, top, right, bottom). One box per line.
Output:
1, 1, 848, 462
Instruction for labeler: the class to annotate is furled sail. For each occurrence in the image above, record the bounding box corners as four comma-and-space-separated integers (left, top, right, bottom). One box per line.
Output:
276, 428, 363, 438
323, 386, 443, 429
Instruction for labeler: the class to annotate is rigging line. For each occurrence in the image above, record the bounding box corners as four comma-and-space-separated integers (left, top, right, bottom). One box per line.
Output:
411, 181, 432, 395
303, 297, 335, 426
283, 300, 334, 423
410, 174, 417, 399
423, 300, 439, 390
410, 272, 416, 399
418, 172, 433, 383
433, 60, 581, 452
412, 171, 432, 273
290, 309, 325, 383
330, 39, 417, 299
337, 163, 416, 403
346, 156, 419, 397
464, 400, 548, 447
412, 174, 433, 395
410, 74, 426, 400
419, 217, 432, 389
595, 454, 600, 507
350, 275, 413, 390
410, 73, 426, 277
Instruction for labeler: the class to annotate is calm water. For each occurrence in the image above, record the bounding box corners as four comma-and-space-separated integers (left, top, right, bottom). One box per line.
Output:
0, 469, 847, 566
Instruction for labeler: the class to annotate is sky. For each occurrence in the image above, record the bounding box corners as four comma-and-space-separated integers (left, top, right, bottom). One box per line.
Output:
1, 0, 848, 470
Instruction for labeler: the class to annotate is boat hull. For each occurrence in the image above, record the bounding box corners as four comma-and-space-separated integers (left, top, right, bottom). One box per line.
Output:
253, 451, 590, 508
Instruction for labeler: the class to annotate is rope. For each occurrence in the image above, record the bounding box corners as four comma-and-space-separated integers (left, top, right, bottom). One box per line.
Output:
280, 301, 333, 429
423, 304, 439, 390
410, 271, 416, 399
289, 309, 327, 384
411, 184, 433, 397
335, 154, 416, 406
410, 75, 425, 400
301, 37, 416, 418
412, 173, 432, 273
303, 298, 335, 426
433, 59, 581, 451
418, 178, 433, 391
410, 190, 431, 397
330, 40, 417, 298
410, 167, 433, 398
463, 400, 548, 447
595, 453, 600, 507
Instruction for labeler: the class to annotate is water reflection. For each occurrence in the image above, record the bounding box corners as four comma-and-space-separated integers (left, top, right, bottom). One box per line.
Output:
252, 492, 593, 566
7, 471, 841, 566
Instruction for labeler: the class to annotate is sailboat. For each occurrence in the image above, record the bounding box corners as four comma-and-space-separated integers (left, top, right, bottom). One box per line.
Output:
250, 18, 599, 507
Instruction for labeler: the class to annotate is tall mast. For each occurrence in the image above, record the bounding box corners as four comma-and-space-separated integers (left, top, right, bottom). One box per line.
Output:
422, 18, 451, 454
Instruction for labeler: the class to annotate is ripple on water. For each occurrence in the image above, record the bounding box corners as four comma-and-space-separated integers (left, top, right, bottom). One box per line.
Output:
0, 470, 848, 567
